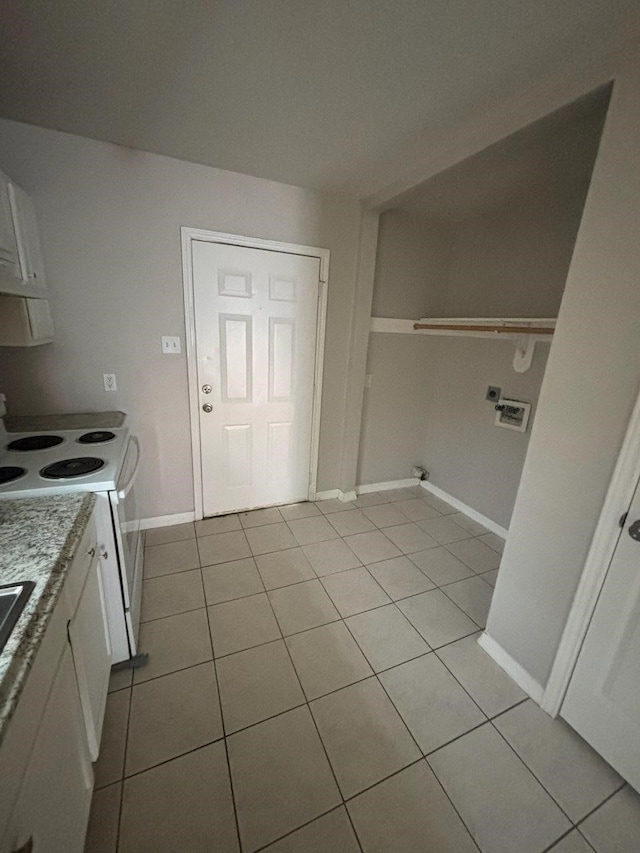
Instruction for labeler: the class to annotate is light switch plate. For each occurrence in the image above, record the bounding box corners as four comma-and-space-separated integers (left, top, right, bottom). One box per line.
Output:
162, 336, 181, 354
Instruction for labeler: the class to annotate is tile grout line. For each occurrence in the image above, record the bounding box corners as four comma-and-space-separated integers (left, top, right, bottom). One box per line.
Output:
202, 583, 244, 853
129, 609, 484, 692
539, 826, 586, 853
334, 594, 483, 851
437, 580, 492, 627
486, 712, 603, 835
259, 575, 366, 853
573, 781, 628, 830
106, 667, 533, 790
129, 500, 506, 850
132, 605, 486, 689
250, 804, 358, 853
113, 669, 135, 852
275, 509, 494, 850
143, 526, 497, 581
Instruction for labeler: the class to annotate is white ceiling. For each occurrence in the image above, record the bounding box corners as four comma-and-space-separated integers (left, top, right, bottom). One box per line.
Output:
398, 86, 611, 221
0, 1, 638, 196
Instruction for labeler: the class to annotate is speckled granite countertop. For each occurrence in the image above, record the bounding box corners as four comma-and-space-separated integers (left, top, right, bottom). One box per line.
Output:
0, 492, 96, 745
4, 411, 126, 432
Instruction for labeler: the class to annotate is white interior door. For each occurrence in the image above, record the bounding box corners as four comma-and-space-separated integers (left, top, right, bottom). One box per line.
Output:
562, 476, 640, 791
192, 240, 321, 517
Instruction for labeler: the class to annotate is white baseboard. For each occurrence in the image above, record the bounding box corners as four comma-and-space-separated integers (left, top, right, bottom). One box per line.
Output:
477, 632, 544, 704
314, 489, 340, 501
357, 478, 420, 494
419, 481, 509, 538
140, 511, 196, 530
314, 489, 356, 502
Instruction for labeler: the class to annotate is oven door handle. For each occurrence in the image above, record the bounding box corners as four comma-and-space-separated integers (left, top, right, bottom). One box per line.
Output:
117, 436, 140, 500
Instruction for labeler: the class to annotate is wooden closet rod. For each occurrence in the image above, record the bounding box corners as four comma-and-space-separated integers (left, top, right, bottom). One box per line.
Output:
413, 323, 555, 335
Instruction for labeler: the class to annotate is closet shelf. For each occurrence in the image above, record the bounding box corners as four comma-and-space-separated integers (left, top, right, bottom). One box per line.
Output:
369, 316, 556, 373
413, 318, 555, 335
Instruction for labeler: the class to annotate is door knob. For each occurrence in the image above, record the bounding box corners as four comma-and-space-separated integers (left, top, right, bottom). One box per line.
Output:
202, 403, 213, 413
202, 384, 212, 394
628, 520, 640, 541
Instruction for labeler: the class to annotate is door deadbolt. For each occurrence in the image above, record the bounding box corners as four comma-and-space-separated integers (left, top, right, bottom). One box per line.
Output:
202, 384, 212, 394
202, 403, 213, 413
628, 520, 640, 541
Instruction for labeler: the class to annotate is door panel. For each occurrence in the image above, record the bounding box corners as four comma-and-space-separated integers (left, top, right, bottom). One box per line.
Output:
192, 240, 320, 517
562, 478, 640, 792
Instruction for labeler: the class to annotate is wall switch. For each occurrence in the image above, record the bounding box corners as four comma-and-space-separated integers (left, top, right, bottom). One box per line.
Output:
162, 336, 181, 354
103, 373, 117, 392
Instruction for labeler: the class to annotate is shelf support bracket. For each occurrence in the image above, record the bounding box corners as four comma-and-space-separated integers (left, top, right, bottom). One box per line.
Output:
513, 336, 536, 373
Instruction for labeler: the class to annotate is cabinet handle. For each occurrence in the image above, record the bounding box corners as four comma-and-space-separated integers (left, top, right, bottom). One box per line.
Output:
99, 548, 109, 560
12, 837, 33, 853
87, 546, 96, 558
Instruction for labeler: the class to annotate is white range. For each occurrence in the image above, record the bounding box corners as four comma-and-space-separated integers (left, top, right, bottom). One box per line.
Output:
0, 421, 143, 664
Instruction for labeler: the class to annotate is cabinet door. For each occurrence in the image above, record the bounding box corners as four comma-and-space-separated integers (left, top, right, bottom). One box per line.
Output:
0, 173, 19, 273
3, 647, 93, 853
68, 556, 112, 761
25, 299, 54, 344
8, 183, 46, 291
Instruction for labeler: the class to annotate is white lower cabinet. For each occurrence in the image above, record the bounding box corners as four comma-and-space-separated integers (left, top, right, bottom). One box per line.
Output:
0, 512, 112, 853
4, 648, 93, 853
68, 556, 112, 761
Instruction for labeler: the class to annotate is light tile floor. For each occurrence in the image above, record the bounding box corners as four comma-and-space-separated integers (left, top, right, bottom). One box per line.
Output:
85, 486, 640, 853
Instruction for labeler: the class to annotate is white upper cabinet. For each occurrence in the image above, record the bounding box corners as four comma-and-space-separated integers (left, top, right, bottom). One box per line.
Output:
0, 169, 48, 298
0, 173, 19, 277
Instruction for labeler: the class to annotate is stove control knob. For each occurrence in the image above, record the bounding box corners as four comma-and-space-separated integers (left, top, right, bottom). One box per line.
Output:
202, 403, 213, 413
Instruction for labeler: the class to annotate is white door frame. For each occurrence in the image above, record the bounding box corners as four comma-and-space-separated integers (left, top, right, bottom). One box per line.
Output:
181, 227, 330, 521
542, 385, 640, 716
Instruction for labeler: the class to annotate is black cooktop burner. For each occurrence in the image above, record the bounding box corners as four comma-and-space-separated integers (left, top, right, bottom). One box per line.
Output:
40, 457, 105, 480
0, 466, 26, 485
7, 434, 64, 452
77, 431, 116, 444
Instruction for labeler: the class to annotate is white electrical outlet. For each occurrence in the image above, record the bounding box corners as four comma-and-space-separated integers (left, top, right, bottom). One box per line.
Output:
103, 373, 117, 392
161, 336, 181, 354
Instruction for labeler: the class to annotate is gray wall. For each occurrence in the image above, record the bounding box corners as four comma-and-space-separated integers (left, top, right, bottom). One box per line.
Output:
358, 333, 431, 484
0, 120, 362, 519
359, 190, 585, 526
359, 334, 550, 528
438, 196, 587, 317
371, 210, 451, 318
420, 337, 550, 529
487, 53, 640, 687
